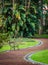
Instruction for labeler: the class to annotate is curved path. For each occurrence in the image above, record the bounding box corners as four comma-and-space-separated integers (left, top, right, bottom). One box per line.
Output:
0, 39, 48, 65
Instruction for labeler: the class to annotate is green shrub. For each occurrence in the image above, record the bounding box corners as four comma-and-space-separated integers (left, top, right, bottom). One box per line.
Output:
0, 33, 9, 48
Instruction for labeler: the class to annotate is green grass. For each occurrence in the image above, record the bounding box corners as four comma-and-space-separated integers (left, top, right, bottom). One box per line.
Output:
18, 40, 39, 49
0, 45, 10, 52
34, 34, 48, 38
30, 49, 48, 64
0, 38, 39, 52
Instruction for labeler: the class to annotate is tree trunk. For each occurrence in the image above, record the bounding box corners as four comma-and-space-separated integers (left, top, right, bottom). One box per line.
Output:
28, 0, 31, 9
38, 0, 43, 35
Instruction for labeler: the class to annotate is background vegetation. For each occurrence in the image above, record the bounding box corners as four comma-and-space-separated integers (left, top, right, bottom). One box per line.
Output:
0, 0, 48, 49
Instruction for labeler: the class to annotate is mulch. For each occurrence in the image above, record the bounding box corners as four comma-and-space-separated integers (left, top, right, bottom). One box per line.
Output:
0, 39, 48, 65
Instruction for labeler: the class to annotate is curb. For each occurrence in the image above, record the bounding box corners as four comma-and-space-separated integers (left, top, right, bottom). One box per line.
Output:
24, 41, 48, 65
0, 40, 42, 53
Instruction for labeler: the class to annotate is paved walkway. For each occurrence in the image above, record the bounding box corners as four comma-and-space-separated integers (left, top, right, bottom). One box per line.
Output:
0, 39, 48, 65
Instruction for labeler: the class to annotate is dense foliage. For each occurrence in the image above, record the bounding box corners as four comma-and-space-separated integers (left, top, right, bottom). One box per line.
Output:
0, 0, 48, 50
0, 0, 48, 38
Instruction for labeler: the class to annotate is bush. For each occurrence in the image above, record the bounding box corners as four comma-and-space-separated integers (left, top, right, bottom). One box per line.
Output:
46, 29, 48, 34
0, 43, 3, 48
0, 33, 9, 48
0, 35, 3, 48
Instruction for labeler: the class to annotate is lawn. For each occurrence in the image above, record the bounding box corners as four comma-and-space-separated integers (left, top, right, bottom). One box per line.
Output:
34, 34, 48, 38
0, 38, 39, 52
30, 49, 48, 64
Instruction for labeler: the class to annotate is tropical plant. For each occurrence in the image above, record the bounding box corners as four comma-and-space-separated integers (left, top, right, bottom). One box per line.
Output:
1, 0, 48, 37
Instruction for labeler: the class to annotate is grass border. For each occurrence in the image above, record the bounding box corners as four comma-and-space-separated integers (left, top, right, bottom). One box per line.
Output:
0, 40, 41, 53
24, 41, 48, 65
24, 49, 48, 65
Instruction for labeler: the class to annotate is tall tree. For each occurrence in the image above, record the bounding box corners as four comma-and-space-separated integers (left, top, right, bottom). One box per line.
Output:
38, 0, 43, 34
